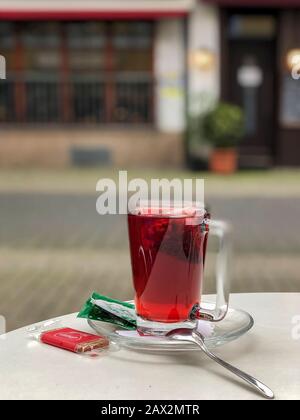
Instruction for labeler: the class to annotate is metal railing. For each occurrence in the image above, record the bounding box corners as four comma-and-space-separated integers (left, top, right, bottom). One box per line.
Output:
0, 73, 154, 125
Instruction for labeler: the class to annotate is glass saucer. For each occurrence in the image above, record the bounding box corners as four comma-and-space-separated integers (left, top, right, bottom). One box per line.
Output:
88, 301, 254, 352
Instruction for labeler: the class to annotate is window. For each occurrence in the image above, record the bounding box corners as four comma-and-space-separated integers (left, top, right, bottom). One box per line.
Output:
0, 21, 154, 124
228, 15, 276, 40
0, 22, 16, 73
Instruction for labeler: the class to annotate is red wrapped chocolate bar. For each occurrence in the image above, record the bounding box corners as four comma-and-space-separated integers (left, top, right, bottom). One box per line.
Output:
40, 328, 109, 353
27, 320, 115, 357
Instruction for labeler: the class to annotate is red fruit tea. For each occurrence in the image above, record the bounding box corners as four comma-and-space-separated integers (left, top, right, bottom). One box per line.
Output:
128, 208, 209, 323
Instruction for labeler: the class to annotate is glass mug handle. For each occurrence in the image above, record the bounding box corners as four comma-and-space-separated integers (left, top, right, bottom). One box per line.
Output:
192, 219, 231, 323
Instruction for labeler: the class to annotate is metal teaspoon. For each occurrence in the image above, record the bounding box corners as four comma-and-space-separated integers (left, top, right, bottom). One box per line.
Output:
166, 328, 274, 400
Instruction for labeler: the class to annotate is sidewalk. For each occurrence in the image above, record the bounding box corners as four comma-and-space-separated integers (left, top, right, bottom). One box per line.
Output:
0, 168, 300, 197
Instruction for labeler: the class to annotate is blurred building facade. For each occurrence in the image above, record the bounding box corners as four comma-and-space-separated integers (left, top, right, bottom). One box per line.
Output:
0, 0, 300, 167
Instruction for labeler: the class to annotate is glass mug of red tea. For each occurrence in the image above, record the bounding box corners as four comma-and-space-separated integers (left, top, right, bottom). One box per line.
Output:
128, 203, 231, 336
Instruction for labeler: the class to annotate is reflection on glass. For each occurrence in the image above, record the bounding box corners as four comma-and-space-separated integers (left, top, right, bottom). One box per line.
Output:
69, 51, 105, 71
24, 50, 61, 72
113, 22, 152, 72
229, 15, 276, 39
22, 22, 60, 48
0, 22, 16, 72
116, 50, 152, 72
280, 75, 300, 126
0, 22, 15, 49
66, 22, 106, 49
113, 22, 152, 49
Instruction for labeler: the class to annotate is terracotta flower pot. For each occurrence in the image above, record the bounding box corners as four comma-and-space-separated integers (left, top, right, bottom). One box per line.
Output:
209, 148, 238, 174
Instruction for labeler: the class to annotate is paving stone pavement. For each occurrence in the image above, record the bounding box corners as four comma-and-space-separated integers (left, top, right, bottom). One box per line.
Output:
0, 192, 299, 331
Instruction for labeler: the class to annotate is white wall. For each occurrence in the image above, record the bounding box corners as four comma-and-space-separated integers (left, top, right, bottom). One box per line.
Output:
188, 2, 220, 115
154, 2, 220, 133
0, 0, 196, 12
154, 19, 186, 133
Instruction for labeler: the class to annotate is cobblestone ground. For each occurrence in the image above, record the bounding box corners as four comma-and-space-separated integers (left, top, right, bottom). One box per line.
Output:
0, 190, 300, 331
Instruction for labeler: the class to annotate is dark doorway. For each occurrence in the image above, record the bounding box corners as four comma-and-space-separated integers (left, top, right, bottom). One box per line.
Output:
221, 10, 278, 168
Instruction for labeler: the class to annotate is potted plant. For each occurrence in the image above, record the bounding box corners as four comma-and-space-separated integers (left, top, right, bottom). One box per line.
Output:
202, 102, 245, 174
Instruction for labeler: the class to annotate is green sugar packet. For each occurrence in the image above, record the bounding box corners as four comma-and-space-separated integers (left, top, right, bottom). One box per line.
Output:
78, 292, 137, 330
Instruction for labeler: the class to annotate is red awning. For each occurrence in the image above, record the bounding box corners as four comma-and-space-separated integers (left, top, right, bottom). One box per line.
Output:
204, 0, 300, 6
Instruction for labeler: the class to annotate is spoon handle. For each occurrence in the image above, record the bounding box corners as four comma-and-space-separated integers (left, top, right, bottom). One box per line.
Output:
192, 332, 274, 400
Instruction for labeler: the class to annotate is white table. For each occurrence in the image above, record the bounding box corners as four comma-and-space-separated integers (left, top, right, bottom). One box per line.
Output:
0, 293, 299, 400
